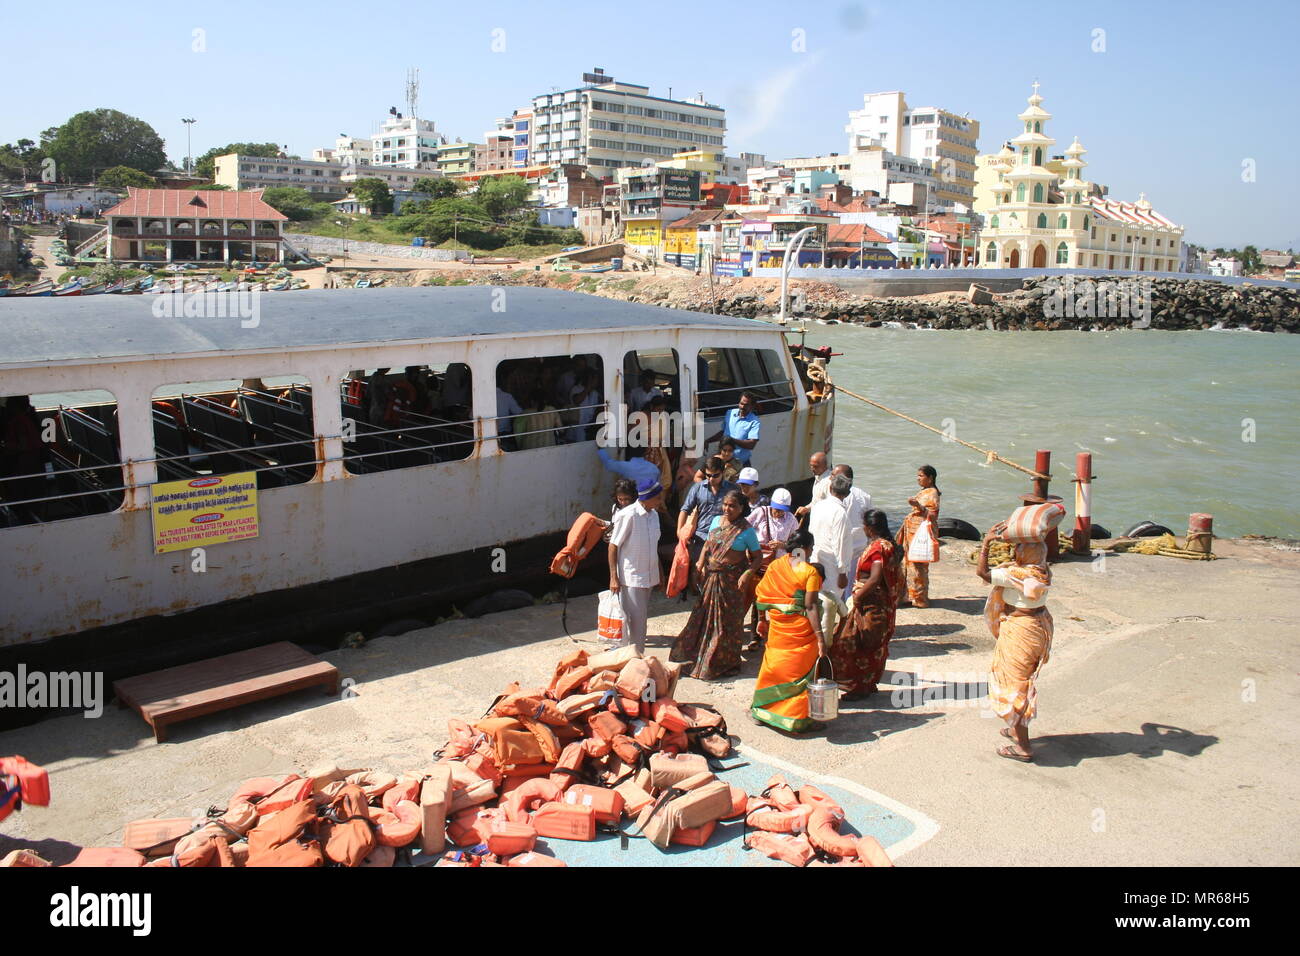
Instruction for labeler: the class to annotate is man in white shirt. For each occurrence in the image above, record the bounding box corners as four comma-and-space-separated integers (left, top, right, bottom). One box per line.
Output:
809, 474, 853, 636
568, 369, 601, 443
608, 478, 664, 653
832, 463, 873, 600
795, 451, 832, 519
628, 369, 664, 413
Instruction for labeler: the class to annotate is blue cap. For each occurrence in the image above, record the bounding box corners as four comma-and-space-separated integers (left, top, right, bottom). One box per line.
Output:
637, 478, 663, 500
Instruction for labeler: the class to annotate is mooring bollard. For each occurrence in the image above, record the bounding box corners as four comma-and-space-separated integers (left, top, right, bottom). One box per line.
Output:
1072, 452, 1094, 554
1020, 449, 1064, 561
1187, 513, 1214, 554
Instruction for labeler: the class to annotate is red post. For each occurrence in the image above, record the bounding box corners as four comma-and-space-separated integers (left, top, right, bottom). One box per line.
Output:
1020, 449, 1062, 561
1072, 452, 1093, 554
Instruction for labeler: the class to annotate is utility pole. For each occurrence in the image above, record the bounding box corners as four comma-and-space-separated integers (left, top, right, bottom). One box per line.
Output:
182, 118, 196, 174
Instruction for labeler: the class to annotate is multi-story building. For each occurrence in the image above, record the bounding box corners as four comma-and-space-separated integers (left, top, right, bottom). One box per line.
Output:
103, 187, 286, 264
719, 153, 767, 185
530, 69, 726, 180
371, 112, 444, 169
618, 167, 704, 257
437, 142, 478, 176
313, 135, 373, 170
215, 154, 437, 198
977, 85, 1183, 271
657, 149, 724, 179
474, 134, 514, 173
845, 91, 980, 207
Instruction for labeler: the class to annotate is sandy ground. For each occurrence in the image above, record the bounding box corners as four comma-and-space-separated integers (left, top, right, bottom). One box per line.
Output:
2, 536, 1296, 866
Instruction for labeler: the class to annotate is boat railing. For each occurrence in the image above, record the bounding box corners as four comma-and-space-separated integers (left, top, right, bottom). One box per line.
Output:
695, 379, 797, 416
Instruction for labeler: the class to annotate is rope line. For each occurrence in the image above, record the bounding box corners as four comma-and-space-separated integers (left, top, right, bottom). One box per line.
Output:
832, 384, 1050, 481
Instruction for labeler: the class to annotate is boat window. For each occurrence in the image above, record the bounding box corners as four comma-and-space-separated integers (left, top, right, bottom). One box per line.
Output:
695, 347, 796, 420
2, 389, 123, 528
339, 365, 475, 473
622, 348, 681, 413
151, 377, 316, 491
495, 353, 605, 452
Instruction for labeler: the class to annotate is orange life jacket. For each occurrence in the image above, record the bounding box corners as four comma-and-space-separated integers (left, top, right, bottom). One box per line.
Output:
0, 756, 49, 823
549, 512, 606, 578
562, 784, 625, 825
532, 802, 597, 841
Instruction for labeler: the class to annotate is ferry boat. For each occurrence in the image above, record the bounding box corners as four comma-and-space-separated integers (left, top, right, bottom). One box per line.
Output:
0, 288, 834, 675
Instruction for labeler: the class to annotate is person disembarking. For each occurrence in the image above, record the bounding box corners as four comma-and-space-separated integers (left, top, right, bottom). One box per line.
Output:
670, 489, 762, 681
976, 521, 1053, 762
897, 464, 940, 608
608, 478, 664, 654
750, 528, 827, 733
831, 509, 901, 700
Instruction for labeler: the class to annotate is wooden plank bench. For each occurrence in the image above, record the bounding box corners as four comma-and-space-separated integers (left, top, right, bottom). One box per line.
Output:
112, 642, 339, 743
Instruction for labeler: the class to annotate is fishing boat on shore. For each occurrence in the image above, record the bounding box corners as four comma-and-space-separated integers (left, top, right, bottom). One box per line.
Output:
0, 288, 833, 676
52, 279, 83, 296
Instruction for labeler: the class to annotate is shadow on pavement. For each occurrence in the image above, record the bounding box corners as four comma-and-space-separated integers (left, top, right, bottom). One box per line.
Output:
889, 639, 973, 658
919, 596, 987, 614
823, 708, 948, 745
893, 622, 967, 639
1027, 722, 1218, 767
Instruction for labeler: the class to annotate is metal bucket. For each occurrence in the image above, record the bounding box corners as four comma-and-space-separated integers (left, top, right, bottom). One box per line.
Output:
807, 656, 839, 722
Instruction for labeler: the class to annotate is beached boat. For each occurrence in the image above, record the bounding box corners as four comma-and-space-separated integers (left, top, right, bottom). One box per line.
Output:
0, 288, 833, 660
80, 283, 109, 296
53, 280, 83, 296
17, 280, 53, 296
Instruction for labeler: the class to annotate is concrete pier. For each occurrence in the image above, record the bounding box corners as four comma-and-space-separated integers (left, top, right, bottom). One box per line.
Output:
2, 537, 1296, 866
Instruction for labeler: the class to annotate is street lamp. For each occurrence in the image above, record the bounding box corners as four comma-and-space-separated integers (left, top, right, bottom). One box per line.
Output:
334, 219, 350, 266
778, 226, 817, 325
182, 118, 196, 175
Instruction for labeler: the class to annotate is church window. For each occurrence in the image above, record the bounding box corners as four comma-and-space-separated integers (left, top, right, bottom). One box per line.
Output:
1056, 242, 1069, 264
1034, 121, 1041, 133
1058, 214, 1068, 228
1037, 213, 1048, 228
1033, 148, 1043, 165
990, 215, 999, 228
1016, 184, 1026, 201
1033, 183, 1044, 202
987, 242, 997, 262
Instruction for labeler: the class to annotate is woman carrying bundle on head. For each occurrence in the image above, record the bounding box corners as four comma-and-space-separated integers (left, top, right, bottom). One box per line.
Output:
897, 464, 941, 608
831, 509, 902, 700
975, 520, 1053, 762
749, 528, 828, 733
671, 489, 763, 680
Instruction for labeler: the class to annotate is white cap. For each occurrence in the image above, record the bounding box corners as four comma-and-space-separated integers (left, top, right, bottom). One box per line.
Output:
738, 467, 760, 485
770, 488, 793, 511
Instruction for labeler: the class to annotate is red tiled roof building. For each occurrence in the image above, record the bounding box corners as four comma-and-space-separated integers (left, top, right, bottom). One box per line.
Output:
104, 188, 289, 265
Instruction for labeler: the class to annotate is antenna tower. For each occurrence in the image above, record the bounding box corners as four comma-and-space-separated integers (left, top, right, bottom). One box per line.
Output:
406, 67, 420, 121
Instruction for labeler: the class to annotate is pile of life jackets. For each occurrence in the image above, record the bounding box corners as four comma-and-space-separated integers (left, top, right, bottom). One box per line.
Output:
1, 647, 892, 868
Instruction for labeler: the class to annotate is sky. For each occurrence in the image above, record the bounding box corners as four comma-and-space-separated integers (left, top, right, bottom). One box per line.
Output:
4, 0, 1296, 250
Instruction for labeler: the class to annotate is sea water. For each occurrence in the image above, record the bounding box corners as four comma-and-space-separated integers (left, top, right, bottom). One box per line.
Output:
799, 325, 1300, 538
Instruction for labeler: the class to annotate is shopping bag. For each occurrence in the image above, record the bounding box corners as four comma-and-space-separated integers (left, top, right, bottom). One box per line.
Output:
907, 519, 938, 564
597, 590, 624, 644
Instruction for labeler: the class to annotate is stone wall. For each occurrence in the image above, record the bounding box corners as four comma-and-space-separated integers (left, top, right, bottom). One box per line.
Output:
285, 233, 472, 262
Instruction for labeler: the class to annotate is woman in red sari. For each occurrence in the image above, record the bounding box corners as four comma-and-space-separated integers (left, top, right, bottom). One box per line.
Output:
832, 509, 901, 699
896, 464, 940, 608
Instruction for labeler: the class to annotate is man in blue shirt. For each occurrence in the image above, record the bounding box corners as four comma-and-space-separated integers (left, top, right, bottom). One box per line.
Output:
708, 391, 761, 466
597, 446, 660, 487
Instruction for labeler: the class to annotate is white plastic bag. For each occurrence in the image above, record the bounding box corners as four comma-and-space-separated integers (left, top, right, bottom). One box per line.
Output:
597, 589, 624, 643
908, 520, 938, 564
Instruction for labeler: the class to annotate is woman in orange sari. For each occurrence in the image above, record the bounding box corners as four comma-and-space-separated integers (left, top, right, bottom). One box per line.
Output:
751, 529, 827, 733
976, 521, 1053, 762
831, 509, 901, 699
896, 464, 940, 607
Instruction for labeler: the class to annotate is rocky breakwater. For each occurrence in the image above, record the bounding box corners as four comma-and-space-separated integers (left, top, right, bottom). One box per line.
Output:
352, 268, 1300, 333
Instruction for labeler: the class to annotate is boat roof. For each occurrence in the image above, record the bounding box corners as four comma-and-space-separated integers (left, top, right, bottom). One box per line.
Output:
0, 287, 769, 366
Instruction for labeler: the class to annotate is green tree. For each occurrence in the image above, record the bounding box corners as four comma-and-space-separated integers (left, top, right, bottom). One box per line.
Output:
261, 186, 322, 221
1240, 245, 1261, 273
0, 139, 46, 181
412, 177, 466, 199
475, 174, 532, 220
45, 109, 167, 181
97, 165, 157, 188
350, 177, 393, 215
194, 142, 282, 180
191, 183, 231, 190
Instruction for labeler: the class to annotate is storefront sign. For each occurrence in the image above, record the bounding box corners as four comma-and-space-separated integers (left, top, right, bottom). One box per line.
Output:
662, 172, 700, 202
